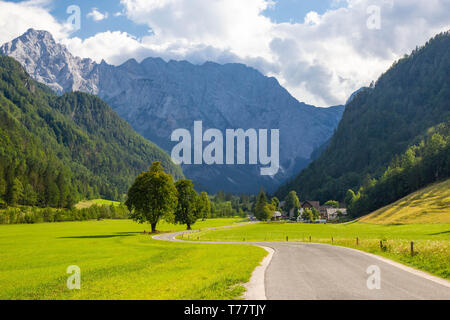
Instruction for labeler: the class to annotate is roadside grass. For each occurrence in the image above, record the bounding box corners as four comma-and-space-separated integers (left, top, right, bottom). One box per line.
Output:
191, 222, 450, 280
75, 199, 122, 209
358, 179, 450, 224
0, 219, 266, 300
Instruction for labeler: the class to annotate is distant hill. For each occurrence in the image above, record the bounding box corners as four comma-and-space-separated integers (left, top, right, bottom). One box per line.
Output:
276, 31, 450, 202
358, 179, 450, 224
0, 56, 183, 207
1, 28, 344, 194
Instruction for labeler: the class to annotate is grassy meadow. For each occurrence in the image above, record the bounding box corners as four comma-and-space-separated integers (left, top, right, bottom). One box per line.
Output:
191, 222, 450, 280
75, 199, 122, 209
0, 218, 267, 300
358, 179, 450, 224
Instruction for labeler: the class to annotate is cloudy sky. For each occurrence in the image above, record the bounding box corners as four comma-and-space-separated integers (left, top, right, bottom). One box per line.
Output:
0, 0, 449, 107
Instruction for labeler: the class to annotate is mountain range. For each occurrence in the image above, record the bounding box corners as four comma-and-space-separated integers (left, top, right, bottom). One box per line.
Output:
0, 29, 344, 193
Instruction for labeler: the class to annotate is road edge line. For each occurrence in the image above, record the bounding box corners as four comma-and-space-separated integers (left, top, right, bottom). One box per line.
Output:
242, 246, 274, 300
309, 242, 450, 289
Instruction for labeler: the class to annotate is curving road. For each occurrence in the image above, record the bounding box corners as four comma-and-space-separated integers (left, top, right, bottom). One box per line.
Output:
154, 227, 450, 300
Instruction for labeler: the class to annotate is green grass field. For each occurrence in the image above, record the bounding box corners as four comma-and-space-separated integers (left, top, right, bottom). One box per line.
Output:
359, 179, 450, 224
75, 199, 122, 209
0, 219, 266, 300
192, 222, 450, 279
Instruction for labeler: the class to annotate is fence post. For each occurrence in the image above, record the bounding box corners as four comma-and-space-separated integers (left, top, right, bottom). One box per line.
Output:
286, 236, 289, 242
380, 240, 383, 250
332, 237, 333, 244
309, 236, 312, 242
356, 237, 359, 246
411, 241, 414, 256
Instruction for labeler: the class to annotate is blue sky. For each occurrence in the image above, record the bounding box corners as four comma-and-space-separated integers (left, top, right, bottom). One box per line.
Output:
1, 0, 448, 107
8, 0, 347, 40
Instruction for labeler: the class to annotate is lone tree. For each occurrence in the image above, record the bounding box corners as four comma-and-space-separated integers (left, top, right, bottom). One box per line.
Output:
301, 208, 314, 222
126, 162, 178, 233
284, 191, 300, 217
198, 191, 211, 221
175, 179, 200, 230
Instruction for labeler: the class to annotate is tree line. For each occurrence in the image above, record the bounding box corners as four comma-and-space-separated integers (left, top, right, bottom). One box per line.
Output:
345, 122, 450, 217
0, 204, 130, 225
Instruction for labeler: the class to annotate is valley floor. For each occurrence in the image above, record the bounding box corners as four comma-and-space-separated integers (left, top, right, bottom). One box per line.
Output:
0, 219, 266, 300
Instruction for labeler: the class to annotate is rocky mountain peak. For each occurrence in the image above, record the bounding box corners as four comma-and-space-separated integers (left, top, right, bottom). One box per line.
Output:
0, 29, 97, 94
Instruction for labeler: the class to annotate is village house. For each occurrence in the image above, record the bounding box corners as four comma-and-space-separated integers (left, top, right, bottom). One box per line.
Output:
272, 211, 282, 221
325, 208, 348, 221
280, 200, 347, 222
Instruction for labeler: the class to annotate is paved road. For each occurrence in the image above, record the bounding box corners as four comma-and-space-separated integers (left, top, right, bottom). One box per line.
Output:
154, 228, 450, 300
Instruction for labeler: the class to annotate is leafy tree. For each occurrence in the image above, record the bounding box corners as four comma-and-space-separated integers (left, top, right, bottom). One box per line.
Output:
7, 178, 23, 206
46, 181, 60, 208
198, 192, 211, 221
284, 191, 300, 217
271, 197, 280, 210
324, 200, 339, 208
344, 190, 356, 208
22, 184, 37, 206
175, 179, 200, 230
126, 162, 178, 233
265, 203, 275, 220
311, 207, 320, 220
301, 208, 313, 222
216, 190, 226, 202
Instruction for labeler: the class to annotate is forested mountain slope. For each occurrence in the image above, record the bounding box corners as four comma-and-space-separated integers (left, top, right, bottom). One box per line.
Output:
0, 56, 183, 207
276, 31, 450, 202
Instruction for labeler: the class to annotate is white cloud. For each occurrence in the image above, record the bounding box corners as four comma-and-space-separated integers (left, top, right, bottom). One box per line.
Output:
0, 0, 69, 44
0, 0, 449, 107
304, 11, 322, 25
87, 8, 109, 22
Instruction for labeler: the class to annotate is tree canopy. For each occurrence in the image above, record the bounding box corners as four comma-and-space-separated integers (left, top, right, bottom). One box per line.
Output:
126, 162, 178, 232
175, 179, 200, 230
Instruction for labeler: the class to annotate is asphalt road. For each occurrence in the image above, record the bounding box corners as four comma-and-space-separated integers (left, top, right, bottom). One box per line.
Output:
154, 228, 450, 300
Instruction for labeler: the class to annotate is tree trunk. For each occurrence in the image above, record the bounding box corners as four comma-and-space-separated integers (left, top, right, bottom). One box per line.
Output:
187, 224, 191, 230
151, 222, 157, 233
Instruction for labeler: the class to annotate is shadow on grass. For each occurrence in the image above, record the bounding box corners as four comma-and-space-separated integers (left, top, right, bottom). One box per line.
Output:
428, 230, 450, 236
59, 232, 140, 239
